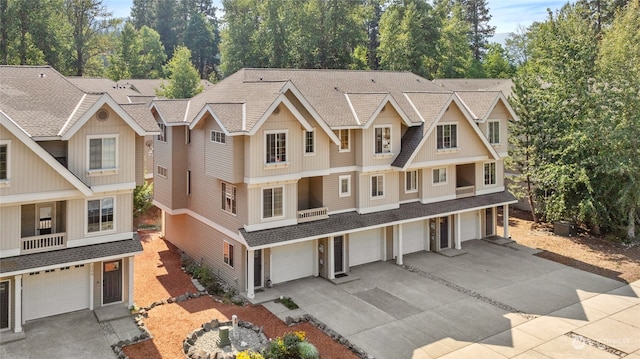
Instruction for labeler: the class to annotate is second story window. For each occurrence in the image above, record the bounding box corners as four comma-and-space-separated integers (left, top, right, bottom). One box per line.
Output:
222, 182, 237, 214
0, 142, 8, 181
89, 136, 117, 170
375, 126, 392, 154
436, 124, 457, 150
488, 121, 500, 144
433, 168, 447, 184
339, 129, 350, 152
484, 162, 496, 185
305, 130, 315, 154
266, 132, 286, 163
157, 166, 168, 178
371, 174, 384, 198
263, 187, 283, 219
211, 130, 226, 144
406, 170, 418, 192
339, 175, 351, 197
157, 122, 166, 142
87, 197, 114, 233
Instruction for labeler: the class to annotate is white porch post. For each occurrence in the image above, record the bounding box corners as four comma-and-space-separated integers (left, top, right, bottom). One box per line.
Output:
89, 264, 94, 310
128, 257, 135, 307
14, 275, 22, 332
455, 214, 462, 250
396, 224, 403, 265
247, 249, 255, 299
328, 237, 335, 280
503, 204, 510, 238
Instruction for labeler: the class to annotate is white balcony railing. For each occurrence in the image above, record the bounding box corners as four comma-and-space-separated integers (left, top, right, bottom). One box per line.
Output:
456, 185, 475, 198
21, 233, 66, 254
297, 207, 329, 223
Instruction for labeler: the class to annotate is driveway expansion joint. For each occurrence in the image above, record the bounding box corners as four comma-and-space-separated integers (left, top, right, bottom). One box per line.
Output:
565, 331, 629, 357
401, 264, 539, 320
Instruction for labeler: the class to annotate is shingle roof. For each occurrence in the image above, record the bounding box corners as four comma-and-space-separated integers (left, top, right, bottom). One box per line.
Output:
454, 91, 501, 120
391, 124, 424, 168
433, 78, 514, 97
404, 92, 452, 127
68, 77, 140, 104
345, 93, 388, 125
0, 239, 142, 274
120, 103, 161, 133
240, 191, 517, 248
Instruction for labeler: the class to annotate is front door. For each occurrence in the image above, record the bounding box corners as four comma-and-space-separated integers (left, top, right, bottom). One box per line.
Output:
334, 236, 344, 274
0, 281, 8, 329
485, 208, 494, 237
440, 217, 449, 249
254, 249, 262, 288
103, 260, 122, 304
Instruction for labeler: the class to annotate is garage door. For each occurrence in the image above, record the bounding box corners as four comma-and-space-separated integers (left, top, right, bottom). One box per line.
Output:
460, 211, 478, 241
402, 220, 427, 254
349, 228, 383, 267
23, 264, 90, 321
271, 241, 314, 284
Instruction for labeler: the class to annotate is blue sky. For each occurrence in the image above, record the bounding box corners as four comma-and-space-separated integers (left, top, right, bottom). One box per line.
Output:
104, 0, 570, 35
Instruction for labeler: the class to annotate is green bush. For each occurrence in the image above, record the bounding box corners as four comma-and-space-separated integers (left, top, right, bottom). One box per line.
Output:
260, 332, 317, 359
133, 182, 153, 217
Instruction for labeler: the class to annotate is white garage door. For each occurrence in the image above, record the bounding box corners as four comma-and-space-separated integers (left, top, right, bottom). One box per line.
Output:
349, 228, 383, 267
402, 220, 427, 254
460, 211, 478, 241
23, 264, 90, 321
271, 241, 314, 284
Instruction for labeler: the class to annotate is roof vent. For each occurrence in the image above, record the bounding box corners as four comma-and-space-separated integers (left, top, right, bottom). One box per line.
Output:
371, 79, 375, 83
97, 109, 109, 121
39, 73, 46, 78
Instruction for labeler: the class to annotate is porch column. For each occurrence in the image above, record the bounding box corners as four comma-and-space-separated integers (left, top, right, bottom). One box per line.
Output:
89, 264, 94, 310
503, 204, 510, 238
396, 224, 403, 265
328, 237, 335, 280
14, 275, 22, 332
247, 249, 255, 299
313, 239, 319, 277
455, 214, 462, 250
128, 257, 135, 307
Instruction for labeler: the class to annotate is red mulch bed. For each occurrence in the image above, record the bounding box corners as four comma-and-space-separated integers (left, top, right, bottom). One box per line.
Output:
123, 231, 358, 359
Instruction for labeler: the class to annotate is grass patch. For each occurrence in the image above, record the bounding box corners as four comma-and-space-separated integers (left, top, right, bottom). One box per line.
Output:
274, 296, 299, 310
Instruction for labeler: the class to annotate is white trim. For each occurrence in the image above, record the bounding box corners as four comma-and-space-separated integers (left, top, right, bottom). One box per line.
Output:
85, 196, 117, 236
59, 94, 87, 135
69, 231, 132, 248
338, 129, 350, 152
210, 130, 226, 144
399, 198, 421, 205
221, 182, 237, 215
361, 164, 394, 173
91, 182, 136, 194
358, 203, 399, 214
0, 139, 11, 185
483, 161, 497, 186
245, 174, 301, 186
329, 165, 360, 174
487, 119, 500, 144
435, 122, 458, 150
432, 167, 448, 185
362, 94, 414, 128
409, 155, 490, 169
0, 248, 20, 258
345, 94, 361, 125
476, 186, 505, 196
264, 129, 289, 165
421, 194, 456, 204
250, 94, 313, 135
0, 189, 84, 206
405, 170, 418, 193
261, 185, 285, 221
183, 101, 191, 123
303, 128, 315, 155
374, 125, 392, 155
86, 134, 119, 174
370, 174, 385, 199
339, 175, 351, 197
243, 218, 298, 232
327, 207, 357, 215
157, 165, 168, 178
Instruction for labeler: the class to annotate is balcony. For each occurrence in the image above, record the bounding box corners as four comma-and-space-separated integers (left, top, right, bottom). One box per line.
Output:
456, 185, 475, 198
297, 207, 329, 223
21, 233, 67, 254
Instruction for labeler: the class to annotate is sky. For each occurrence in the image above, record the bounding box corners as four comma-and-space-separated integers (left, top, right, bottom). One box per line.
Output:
104, 0, 570, 35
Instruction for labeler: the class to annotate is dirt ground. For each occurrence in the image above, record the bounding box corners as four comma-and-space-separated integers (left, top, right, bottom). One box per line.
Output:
498, 208, 640, 283
123, 231, 358, 359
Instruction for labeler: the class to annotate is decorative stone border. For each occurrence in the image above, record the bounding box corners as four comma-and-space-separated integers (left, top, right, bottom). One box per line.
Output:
284, 314, 374, 359
182, 319, 269, 359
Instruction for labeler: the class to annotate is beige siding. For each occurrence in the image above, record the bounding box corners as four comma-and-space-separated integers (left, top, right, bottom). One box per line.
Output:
247, 183, 296, 226
361, 105, 403, 168
204, 115, 244, 183
165, 213, 244, 291
485, 101, 510, 150
0, 128, 76, 197
0, 205, 20, 251
477, 160, 504, 190
358, 171, 399, 211
92, 262, 102, 307
412, 104, 491, 163
301, 123, 330, 173
421, 167, 456, 200
171, 126, 188, 209
323, 172, 356, 212
67, 106, 137, 187
399, 171, 420, 202
152, 113, 172, 208
65, 192, 133, 241
135, 135, 144, 186
329, 130, 356, 168
144, 135, 154, 179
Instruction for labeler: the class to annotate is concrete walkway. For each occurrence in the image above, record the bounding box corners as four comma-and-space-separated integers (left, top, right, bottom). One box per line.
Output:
259, 240, 640, 359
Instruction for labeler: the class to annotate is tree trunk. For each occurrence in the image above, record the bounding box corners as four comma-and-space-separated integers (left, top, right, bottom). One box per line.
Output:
628, 205, 636, 241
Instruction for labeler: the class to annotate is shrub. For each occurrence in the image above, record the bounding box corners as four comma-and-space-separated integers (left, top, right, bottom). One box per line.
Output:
261, 332, 317, 359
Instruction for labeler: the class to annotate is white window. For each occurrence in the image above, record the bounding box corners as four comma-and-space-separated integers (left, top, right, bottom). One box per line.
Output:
157, 166, 167, 178
484, 162, 496, 185
222, 182, 237, 215
338, 129, 350, 152
339, 175, 351, 197
433, 168, 447, 184
375, 126, 392, 154
223, 241, 234, 267
88, 136, 117, 170
371, 175, 384, 198
211, 130, 226, 144
304, 129, 315, 154
266, 132, 287, 163
488, 121, 500, 144
0, 140, 9, 182
263, 187, 283, 219
405, 170, 418, 193
436, 124, 457, 149
157, 122, 166, 142
87, 197, 114, 233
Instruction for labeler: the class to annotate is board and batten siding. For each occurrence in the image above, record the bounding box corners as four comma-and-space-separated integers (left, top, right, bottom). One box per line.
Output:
0, 128, 76, 197
421, 166, 456, 201
412, 104, 491, 163
357, 171, 399, 211
399, 171, 420, 203
360, 105, 403, 168
247, 183, 296, 226
135, 135, 144, 186
152, 112, 173, 208
329, 130, 356, 168
67, 107, 137, 187
301, 119, 331, 173
476, 160, 504, 190
323, 172, 356, 213
485, 101, 510, 151
165, 213, 245, 291
0, 205, 20, 253
171, 126, 188, 210
204, 115, 244, 183
65, 192, 133, 242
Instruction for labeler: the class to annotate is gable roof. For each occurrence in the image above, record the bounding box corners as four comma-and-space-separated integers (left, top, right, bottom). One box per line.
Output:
433, 78, 514, 98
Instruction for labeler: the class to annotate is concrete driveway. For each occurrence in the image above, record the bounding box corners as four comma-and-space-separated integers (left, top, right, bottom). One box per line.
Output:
262, 240, 640, 359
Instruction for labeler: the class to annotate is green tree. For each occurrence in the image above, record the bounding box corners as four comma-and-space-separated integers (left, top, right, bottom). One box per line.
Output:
456, 0, 495, 61
482, 43, 514, 78
504, 24, 531, 67
433, 2, 472, 78
138, 26, 166, 78
184, 12, 218, 78
131, 0, 157, 29
219, 0, 261, 76
158, 46, 203, 98
155, 0, 178, 57
106, 22, 140, 80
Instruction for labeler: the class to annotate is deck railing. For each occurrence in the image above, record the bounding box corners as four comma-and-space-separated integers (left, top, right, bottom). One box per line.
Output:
297, 207, 329, 223
21, 233, 66, 254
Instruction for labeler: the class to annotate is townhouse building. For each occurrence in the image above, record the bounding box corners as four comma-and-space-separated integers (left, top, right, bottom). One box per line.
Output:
151, 69, 517, 299
0, 66, 159, 333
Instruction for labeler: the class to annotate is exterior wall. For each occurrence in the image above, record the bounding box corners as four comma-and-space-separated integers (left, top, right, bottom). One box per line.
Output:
0, 128, 76, 197
323, 172, 357, 213
0, 206, 20, 253
246, 182, 297, 227
135, 135, 144, 186
460, 211, 479, 241
301, 119, 331, 174
65, 192, 133, 242
476, 159, 504, 193
144, 135, 154, 179
357, 171, 399, 212
67, 106, 137, 187
318, 237, 328, 278
165, 213, 245, 290
484, 101, 510, 150
360, 104, 403, 168
171, 126, 188, 209
152, 112, 172, 208
93, 262, 102, 308
329, 130, 356, 168
421, 166, 456, 202
399, 171, 420, 203
204, 115, 244, 183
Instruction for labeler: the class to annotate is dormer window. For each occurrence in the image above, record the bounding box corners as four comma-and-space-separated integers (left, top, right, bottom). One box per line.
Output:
488, 121, 500, 144
339, 129, 350, 152
88, 135, 117, 171
436, 124, 457, 150
266, 131, 287, 163
304, 129, 315, 154
375, 126, 392, 154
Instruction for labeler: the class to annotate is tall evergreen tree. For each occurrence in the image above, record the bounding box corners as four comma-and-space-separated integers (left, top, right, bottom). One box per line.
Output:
155, 0, 178, 57
131, 0, 157, 29
184, 12, 218, 78
456, 0, 495, 61
433, 2, 472, 78
158, 45, 203, 98
138, 26, 167, 78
